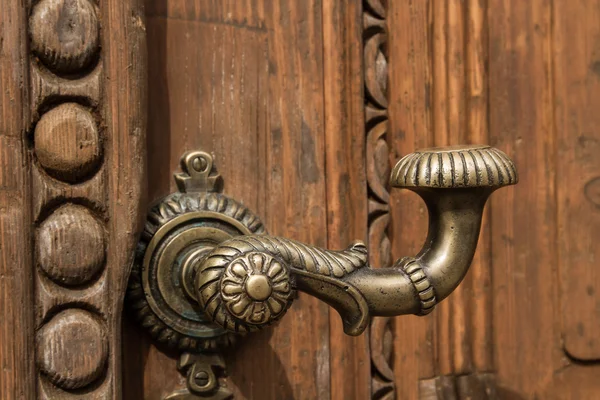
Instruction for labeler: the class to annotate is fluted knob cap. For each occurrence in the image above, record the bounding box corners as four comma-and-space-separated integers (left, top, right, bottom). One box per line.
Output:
390, 145, 518, 189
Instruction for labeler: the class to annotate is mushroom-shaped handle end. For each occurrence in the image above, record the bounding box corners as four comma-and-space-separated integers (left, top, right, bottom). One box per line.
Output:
390, 144, 518, 190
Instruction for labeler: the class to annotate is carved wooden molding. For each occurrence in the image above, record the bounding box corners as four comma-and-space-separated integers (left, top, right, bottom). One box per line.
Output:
363, 1, 395, 399
13, 0, 147, 398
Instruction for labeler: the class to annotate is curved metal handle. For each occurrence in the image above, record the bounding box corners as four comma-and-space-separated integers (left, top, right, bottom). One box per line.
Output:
194, 145, 518, 336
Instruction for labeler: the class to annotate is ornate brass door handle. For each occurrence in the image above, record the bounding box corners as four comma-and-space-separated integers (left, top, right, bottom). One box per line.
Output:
126, 145, 516, 398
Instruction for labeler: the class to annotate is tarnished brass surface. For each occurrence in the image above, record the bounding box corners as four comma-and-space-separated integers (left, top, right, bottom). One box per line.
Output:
128, 145, 517, 350
126, 151, 265, 352
193, 145, 517, 335
164, 353, 233, 400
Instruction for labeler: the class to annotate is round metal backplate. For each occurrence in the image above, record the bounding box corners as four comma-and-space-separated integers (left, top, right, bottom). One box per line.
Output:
126, 191, 265, 352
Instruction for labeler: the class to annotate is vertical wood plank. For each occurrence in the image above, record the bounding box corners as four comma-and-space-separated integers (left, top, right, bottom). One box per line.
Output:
387, 1, 435, 398
488, 0, 557, 395
385, 1, 497, 397
465, 0, 494, 374
133, 12, 273, 399
265, 2, 330, 398
553, 0, 600, 361
323, 1, 370, 399
436, 0, 484, 378
0, 2, 35, 398
104, 0, 148, 397
133, 1, 330, 398
433, 0, 470, 377
432, 0, 494, 383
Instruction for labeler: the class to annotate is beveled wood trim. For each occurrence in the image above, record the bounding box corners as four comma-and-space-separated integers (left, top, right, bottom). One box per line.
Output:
363, 0, 395, 398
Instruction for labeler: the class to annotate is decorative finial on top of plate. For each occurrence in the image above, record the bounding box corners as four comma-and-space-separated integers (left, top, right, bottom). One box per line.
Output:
175, 151, 223, 193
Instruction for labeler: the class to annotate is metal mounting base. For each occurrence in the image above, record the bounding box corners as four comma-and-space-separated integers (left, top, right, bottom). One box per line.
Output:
164, 352, 233, 400
127, 151, 265, 352
126, 151, 266, 398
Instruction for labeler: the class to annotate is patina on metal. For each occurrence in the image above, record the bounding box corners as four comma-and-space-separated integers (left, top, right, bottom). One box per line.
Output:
164, 352, 233, 400
127, 150, 267, 398
126, 151, 266, 353
193, 145, 518, 335
126, 146, 517, 397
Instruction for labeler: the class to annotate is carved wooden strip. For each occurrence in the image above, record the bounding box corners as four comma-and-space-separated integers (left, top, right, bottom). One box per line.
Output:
22, 0, 147, 398
371, 317, 395, 400
363, 1, 399, 399
29, 0, 108, 391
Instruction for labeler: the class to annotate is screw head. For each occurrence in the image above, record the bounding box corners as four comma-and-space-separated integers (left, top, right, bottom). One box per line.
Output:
194, 371, 210, 387
191, 156, 208, 172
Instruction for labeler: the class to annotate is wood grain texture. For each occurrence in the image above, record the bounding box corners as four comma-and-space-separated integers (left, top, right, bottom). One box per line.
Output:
29, 0, 100, 74
488, 1, 557, 397
324, 1, 370, 399
127, 1, 333, 398
34, 103, 102, 182
20, 0, 146, 397
382, 0, 600, 398
553, 0, 600, 361
465, 0, 494, 374
0, 1, 35, 398
36, 204, 106, 286
36, 309, 108, 390
430, 0, 494, 382
102, 0, 147, 397
386, 2, 435, 399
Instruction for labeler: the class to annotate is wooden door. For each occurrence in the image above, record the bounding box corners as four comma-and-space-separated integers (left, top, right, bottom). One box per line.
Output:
122, 1, 370, 398
2, 0, 600, 399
